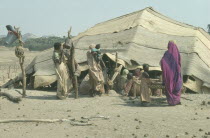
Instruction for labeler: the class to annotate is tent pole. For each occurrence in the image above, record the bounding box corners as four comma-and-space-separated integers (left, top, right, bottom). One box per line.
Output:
71, 44, 78, 99
115, 52, 118, 68
14, 27, 26, 97
68, 27, 78, 99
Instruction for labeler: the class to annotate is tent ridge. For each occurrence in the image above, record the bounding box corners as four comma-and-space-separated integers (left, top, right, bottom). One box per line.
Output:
137, 24, 210, 51
74, 25, 210, 49
146, 8, 210, 42
93, 7, 149, 27
129, 42, 166, 51
147, 8, 196, 29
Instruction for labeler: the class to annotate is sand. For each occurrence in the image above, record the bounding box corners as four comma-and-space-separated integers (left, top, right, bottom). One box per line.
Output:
0, 89, 210, 138
0, 48, 210, 138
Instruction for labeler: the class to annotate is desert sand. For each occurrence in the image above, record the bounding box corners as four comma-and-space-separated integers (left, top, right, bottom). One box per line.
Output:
0, 89, 210, 138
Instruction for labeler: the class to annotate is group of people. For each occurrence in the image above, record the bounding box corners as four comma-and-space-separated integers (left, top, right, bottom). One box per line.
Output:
52, 39, 182, 106
115, 64, 151, 106
116, 41, 182, 106
52, 41, 106, 99
52, 38, 81, 99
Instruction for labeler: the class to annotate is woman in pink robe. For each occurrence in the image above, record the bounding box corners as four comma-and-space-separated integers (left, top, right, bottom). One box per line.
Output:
160, 41, 182, 106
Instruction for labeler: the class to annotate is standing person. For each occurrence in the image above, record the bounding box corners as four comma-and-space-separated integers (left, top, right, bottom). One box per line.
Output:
140, 64, 151, 105
160, 41, 182, 106
124, 73, 133, 96
63, 38, 81, 94
52, 42, 71, 99
87, 44, 105, 96
92, 44, 101, 63
132, 68, 142, 98
94, 44, 109, 94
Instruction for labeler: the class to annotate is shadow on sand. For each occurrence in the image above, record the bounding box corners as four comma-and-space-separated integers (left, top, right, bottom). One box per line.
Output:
26, 95, 57, 100
115, 95, 169, 107
17, 89, 58, 100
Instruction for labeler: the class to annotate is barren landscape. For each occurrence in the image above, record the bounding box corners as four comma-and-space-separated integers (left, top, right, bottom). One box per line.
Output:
0, 89, 210, 138
0, 46, 210, 138
1, 0, 210, 137
0, 46, 38, 86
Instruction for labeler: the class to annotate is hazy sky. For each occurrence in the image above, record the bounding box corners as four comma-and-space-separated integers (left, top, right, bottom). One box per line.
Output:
0, 0, 209, 37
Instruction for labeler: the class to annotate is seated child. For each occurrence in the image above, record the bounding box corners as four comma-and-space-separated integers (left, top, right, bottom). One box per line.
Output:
123, 73, 133, 96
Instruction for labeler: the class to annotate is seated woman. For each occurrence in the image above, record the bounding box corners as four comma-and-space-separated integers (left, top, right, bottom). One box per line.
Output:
140, 64, 151, 105
115, 69, 129, 94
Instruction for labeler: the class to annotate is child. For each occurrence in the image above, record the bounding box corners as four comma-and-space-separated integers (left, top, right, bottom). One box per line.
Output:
95, 44, 101, 59
91, 44, 101, 62
140, 64, 151, 105
123, 73, 133, 96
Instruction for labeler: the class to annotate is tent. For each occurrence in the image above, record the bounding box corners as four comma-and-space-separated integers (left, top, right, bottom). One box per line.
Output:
4, 7, 210, 93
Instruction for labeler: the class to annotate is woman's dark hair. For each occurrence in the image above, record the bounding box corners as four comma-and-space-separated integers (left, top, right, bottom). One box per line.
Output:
127, 73, 133, 80
96, 44, 101, 49
143, 64, 149, 72
54, 42, 61, 50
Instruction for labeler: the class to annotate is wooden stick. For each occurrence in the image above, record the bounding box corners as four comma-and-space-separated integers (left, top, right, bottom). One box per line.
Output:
0, 118, 75, 123
70, 122, 93, 126
71, 44, 78, 99
111, 65, 123, 82
68, 26, 72, 39
115, 52, 118, 68
14, 27, 26, 97
67, 27, 79, 99
81, 115, 110, 120
0, 91, 22, 103
108, 65, 123, 86
14, 26, 24, 46
20, 57, 26, 97
7, 65, 11, 79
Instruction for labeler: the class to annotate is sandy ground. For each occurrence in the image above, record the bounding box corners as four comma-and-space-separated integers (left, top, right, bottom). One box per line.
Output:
0, 89, 210, 138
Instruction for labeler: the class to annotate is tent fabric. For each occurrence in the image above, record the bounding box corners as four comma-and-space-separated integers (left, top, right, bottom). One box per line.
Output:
21, 48, 88, 88
6, 7, 210, 91
71, 7, 210, 91
104, 53, 161, 71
